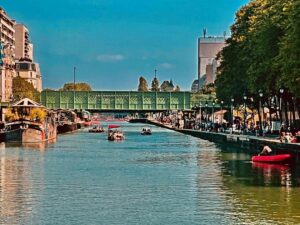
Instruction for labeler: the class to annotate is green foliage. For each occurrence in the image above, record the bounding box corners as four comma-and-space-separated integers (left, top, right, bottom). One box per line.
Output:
215, 0, 299, 105
13, 76, 40, 102
43, 88, 55, 91
5, 108, 19, 122
190, 92, 216, 106
29, 108, 46, 122
276, 1, 300, 97
59, 82, 92, 91
138, 76, 148, 92
151, 77, 160, 91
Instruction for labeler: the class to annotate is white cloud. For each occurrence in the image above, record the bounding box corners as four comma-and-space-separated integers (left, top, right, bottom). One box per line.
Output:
96, 54, 124, 62
159, 63, 174, 69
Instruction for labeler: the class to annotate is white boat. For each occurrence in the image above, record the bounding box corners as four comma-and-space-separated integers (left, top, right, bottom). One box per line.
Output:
141, 127, 152, 135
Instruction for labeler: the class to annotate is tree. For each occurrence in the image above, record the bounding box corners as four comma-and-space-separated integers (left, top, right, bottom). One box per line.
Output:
138, 76, 148, 92
43, 88, 55, 91
215, 0, 298, 105
276, 0, 300, 97
160, 81, 170, 92
174, 85, 181, 92
151, 77, 160, 91
59, 82, 92, 91
12, 76, 40, 102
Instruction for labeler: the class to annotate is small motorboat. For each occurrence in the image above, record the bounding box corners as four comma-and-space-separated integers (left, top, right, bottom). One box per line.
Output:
88, 126, 104, 133
141, 127, 152, 135
251, 154, 292, 164
108, 125, 125, 141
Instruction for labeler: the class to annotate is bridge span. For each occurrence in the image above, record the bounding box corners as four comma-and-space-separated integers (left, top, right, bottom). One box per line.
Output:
41, 91, 192, 112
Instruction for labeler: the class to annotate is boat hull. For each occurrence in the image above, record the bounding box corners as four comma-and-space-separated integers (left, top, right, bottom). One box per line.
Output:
57, 123, 78, 134
5, 122, 57, 143
251, 154, 292, 164
89, 129, 104, 133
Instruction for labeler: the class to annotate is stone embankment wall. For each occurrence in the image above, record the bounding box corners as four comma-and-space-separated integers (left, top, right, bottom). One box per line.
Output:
129, 118, 300, 163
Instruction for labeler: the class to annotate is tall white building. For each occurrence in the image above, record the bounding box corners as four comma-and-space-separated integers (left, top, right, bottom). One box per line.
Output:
14, 23, 42, 91
197, 36, 225, 89
0, 8, 15, 102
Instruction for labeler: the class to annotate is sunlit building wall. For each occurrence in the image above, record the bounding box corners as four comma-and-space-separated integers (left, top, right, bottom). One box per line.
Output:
0, 8, 15, 102
198, 37, 225, 88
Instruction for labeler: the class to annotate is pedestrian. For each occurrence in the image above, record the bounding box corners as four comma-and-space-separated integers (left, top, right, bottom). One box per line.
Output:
259, 145, 272, 156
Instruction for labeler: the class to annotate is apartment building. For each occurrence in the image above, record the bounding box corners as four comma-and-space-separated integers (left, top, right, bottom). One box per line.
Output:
0, 8, 15, 102
197, 36, 225, 89
14, 23, 42, 91
14, 24, 32, 60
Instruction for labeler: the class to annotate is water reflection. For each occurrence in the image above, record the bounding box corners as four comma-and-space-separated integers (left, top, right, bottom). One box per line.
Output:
0, 150, 34, 224
2, 139, 56, 151
252, 162, 293, 187
216, 144, 300, 224
0, 123, 299, 225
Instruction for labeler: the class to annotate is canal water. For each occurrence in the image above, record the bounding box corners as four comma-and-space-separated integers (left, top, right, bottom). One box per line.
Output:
0, 122, 300, 225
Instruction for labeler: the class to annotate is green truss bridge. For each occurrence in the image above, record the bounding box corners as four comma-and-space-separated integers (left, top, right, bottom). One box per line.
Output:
41, 91, 192, 112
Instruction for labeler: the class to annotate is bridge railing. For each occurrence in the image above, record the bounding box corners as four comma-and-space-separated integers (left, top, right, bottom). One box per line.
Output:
41, 91, 192, 111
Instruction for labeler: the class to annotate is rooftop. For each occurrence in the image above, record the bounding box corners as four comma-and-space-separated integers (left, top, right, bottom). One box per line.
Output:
199, 36, 226, 43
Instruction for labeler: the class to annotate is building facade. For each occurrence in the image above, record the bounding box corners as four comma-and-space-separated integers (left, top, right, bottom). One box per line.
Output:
0, 8, 15, 102
14, 24, 31, 60
15, 60, 42, 92
14, 23, 42, 92
0, 8, 43, 102
197, 36, 225, 89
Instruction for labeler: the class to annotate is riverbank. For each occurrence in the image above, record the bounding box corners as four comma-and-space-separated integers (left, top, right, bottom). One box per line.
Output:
129, 118, 300, 162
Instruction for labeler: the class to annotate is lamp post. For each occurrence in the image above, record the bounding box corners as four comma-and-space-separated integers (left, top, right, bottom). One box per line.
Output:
279, 88, 284, 125
220, 100, 224, 125
73, 66, 76, 91
199, 102, 202, 126
73, 66, 76, 109
231, 98, 234, 126
292, 96, 296, 124
259, 90, 263, 135
205, 101, 208, 124
243, 93, 247, 133
212, 101, 215, 124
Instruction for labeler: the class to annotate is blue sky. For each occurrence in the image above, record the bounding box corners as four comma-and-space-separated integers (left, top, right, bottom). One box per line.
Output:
3, 0, 248, 90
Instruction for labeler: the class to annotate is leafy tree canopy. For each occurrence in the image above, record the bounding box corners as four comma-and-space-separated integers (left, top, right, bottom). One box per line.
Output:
12, 76, 40, 102
138, 76, 148, 92
151, 77, 160, 91
59, 82, 92, 91
215, 0, 299, 107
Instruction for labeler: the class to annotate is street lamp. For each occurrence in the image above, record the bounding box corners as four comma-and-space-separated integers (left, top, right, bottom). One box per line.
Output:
259, 90, 263, 135
243, 93, 247, 133
292, 96, 296, 124
73, 66, 76, 91
73, 66, 76, 109
279, 88, 284, 125
205, 101, 208, 124
220, 100, 224, 124
231, 98, 234, 125
199, 102, 202, 126
212, 101, 215, 124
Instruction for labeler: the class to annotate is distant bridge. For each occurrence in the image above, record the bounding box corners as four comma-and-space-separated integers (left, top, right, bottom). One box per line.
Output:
41, 91, 192, 112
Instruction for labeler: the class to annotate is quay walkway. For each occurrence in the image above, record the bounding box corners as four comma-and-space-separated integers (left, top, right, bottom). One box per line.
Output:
129, 118, 300, 162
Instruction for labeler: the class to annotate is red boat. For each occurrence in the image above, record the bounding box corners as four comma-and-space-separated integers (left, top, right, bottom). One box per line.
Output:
251, 154, 291, 163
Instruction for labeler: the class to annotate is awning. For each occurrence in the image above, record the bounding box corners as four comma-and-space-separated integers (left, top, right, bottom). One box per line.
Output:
108, 125, 120, 129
